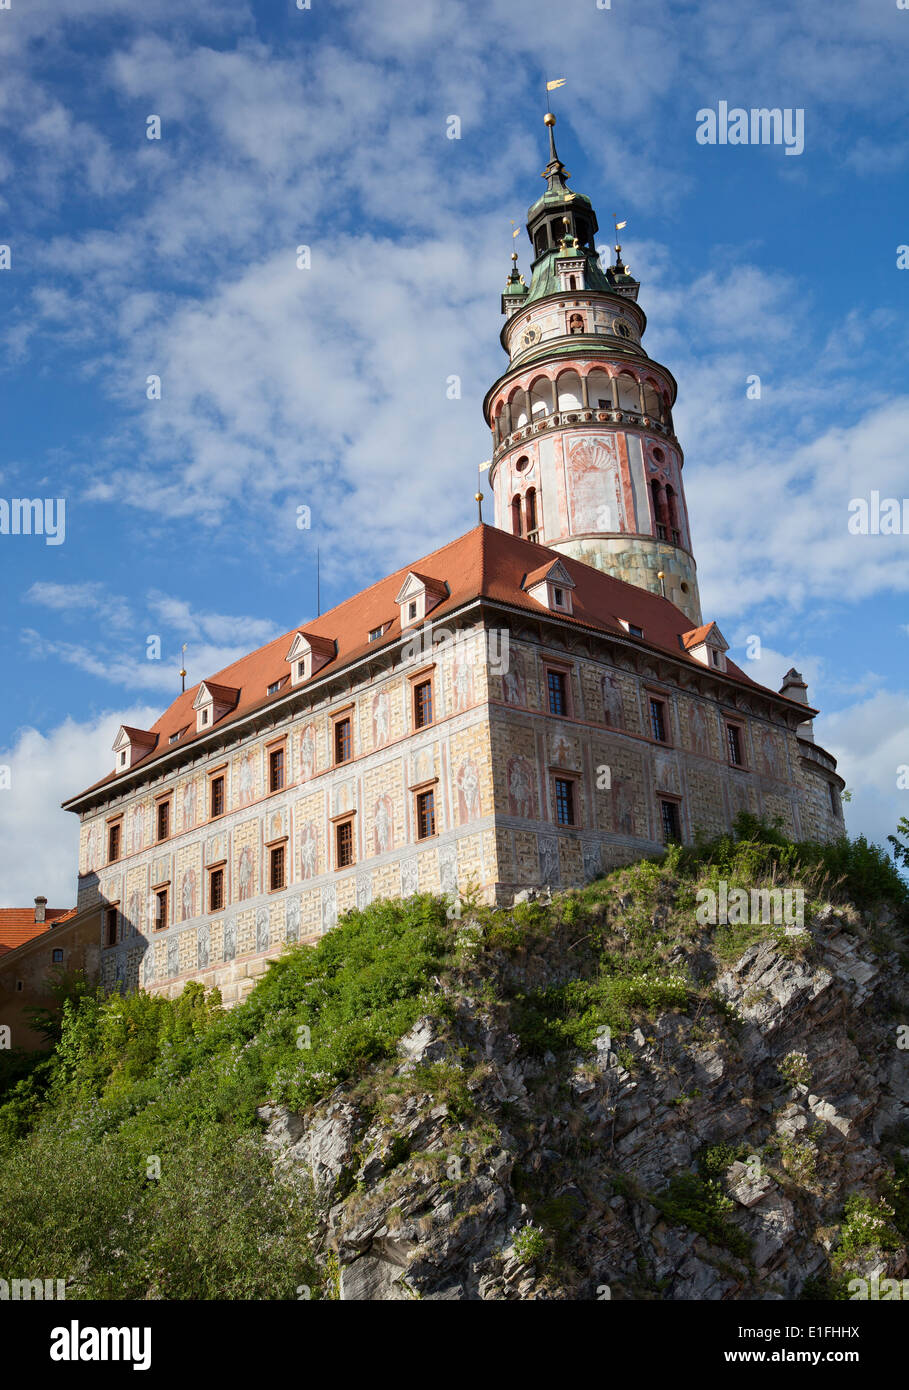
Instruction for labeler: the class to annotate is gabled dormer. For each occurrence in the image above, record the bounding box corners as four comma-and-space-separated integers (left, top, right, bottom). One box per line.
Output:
395, 572, 448, 630
523, 558, 576, 615
286, 631, 337, 687
555, 233, 586, 294
112, 725, 157, 774
193, 680, 240, 732
682, 622, 729, 673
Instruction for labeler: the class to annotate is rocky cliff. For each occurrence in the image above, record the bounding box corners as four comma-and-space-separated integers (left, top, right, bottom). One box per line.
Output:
258, 875, 909, 1301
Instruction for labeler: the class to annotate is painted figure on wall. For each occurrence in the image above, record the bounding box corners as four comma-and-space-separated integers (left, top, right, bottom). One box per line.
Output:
502, 650, 525, 706
372, 690, 390, 747
131, 803, 145, 853
601, 674, 625, 730
182, 779, 196, 829
299, 821, 318, 880
456, 757, 481, 823
612, 776, 635, 836
452, 655, 473, 713
238, 751, 256, 807
507, 756, 536, 819
689, 703, 709, 757
299, 724, 316, 781
237, 845, 255, 901
181, 867, 196, 921
373, 794, 393, 855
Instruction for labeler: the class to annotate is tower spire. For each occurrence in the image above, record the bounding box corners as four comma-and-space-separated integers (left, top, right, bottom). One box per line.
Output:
541, 112, 571, 193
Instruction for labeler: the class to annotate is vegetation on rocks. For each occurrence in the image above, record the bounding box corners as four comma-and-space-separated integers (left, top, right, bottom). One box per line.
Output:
0, 816, 906, 1300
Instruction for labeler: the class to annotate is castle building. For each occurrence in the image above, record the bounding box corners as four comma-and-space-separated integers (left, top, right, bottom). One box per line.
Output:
63, 119, 846, 1004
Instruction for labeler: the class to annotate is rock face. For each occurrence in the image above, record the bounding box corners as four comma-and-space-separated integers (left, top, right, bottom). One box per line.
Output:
258, 903, 909, 1300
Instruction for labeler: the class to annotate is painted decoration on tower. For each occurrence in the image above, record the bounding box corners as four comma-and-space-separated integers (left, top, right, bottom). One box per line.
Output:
206, 832, 226, 865
286, 895, 302, 943
456, 757, 481, 824
601, 674, 625, 730
85, 823, 100, 873
322, 883, 337, 932
372, 689, 391, 747
299, 724, 316, 781
502, 650, 526, 706
256, 907, 269, 952
507, 756, 536, 819
567, 435, 626, 534
298, 821, 319, 880
401, 857, 419, 897
198, 922, 210, 970
373, 794, 393, 855
268, 808, 286, 843
237, 845, 255, 901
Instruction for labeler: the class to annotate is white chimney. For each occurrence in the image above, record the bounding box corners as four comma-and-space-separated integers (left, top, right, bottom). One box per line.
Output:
34, 895, 47, 923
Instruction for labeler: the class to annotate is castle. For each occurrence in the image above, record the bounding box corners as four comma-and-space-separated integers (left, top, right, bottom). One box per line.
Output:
63, 118, 845, 1004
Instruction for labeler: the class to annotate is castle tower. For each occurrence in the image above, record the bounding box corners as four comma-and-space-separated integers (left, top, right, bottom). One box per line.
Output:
484, 115, 703, 626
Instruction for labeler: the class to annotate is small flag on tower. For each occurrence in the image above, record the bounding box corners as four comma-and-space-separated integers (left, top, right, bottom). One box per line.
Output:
546, 78, 566, 91
615, 220, 627, 231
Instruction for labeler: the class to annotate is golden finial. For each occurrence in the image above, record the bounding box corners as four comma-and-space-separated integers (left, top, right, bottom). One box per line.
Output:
543, 111, 556, 127
474, 491, 484, 524
180, 642, 188, 693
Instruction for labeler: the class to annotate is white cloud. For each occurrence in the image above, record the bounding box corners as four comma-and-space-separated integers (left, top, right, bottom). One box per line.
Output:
0, 706, 159, 907
26, 580, 133, 630
817, 691, 909, 852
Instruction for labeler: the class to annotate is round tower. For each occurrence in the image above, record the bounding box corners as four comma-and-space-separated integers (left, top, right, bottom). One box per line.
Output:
483, 114, 702, 626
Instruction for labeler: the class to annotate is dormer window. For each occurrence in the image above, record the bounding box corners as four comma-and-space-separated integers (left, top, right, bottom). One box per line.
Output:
523, 559, 576, 615
368, 625, 387, 643
267, 680, 282, 695
169, 731, 182, 745
395, 572, 448, 630
193, 681, 240, 733
619, 620, 644, 638
112, 724, 157, 775
286, 631, 336, 687
682, 622, 729, 673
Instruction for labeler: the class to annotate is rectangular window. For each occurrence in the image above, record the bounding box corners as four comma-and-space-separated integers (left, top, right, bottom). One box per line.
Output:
154, 889, 168, 930
269, 844, 286, 891
267, 680, 281, 696
210, 867, 224, 912
628, 624, 643, 638
414, 679, 433, 729
169, 731, 181, 745
726, 724, 742, 766
660, 800, 681, 844
210, 775, 225, 819
105, 907, 118, 946
547, 669, 568, 716
408, 601, 417, 620
553, 586, 564, 607
269, 746, 285, 793
334, 717, 352, 765
368, 625, 384, 642
416, 789, 436, 840
52, 948, 63, 964
156, 800, 170, 842
554, 777, 575, 826
200, 708, 209, 725
107, 822, 121, 863
649, 698, 668, 743
336, 819, 354, 868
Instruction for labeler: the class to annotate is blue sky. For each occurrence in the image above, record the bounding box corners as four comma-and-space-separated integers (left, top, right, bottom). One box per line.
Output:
1, 0, 907, 904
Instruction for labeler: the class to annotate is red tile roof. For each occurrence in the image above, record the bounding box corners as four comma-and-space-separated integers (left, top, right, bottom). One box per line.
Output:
65, 526, 811, 806
0, 908, 77, 958
681, 623, 714, 649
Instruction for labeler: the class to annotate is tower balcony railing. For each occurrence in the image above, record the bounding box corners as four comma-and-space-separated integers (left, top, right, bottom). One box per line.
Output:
492, 409, 675, 460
